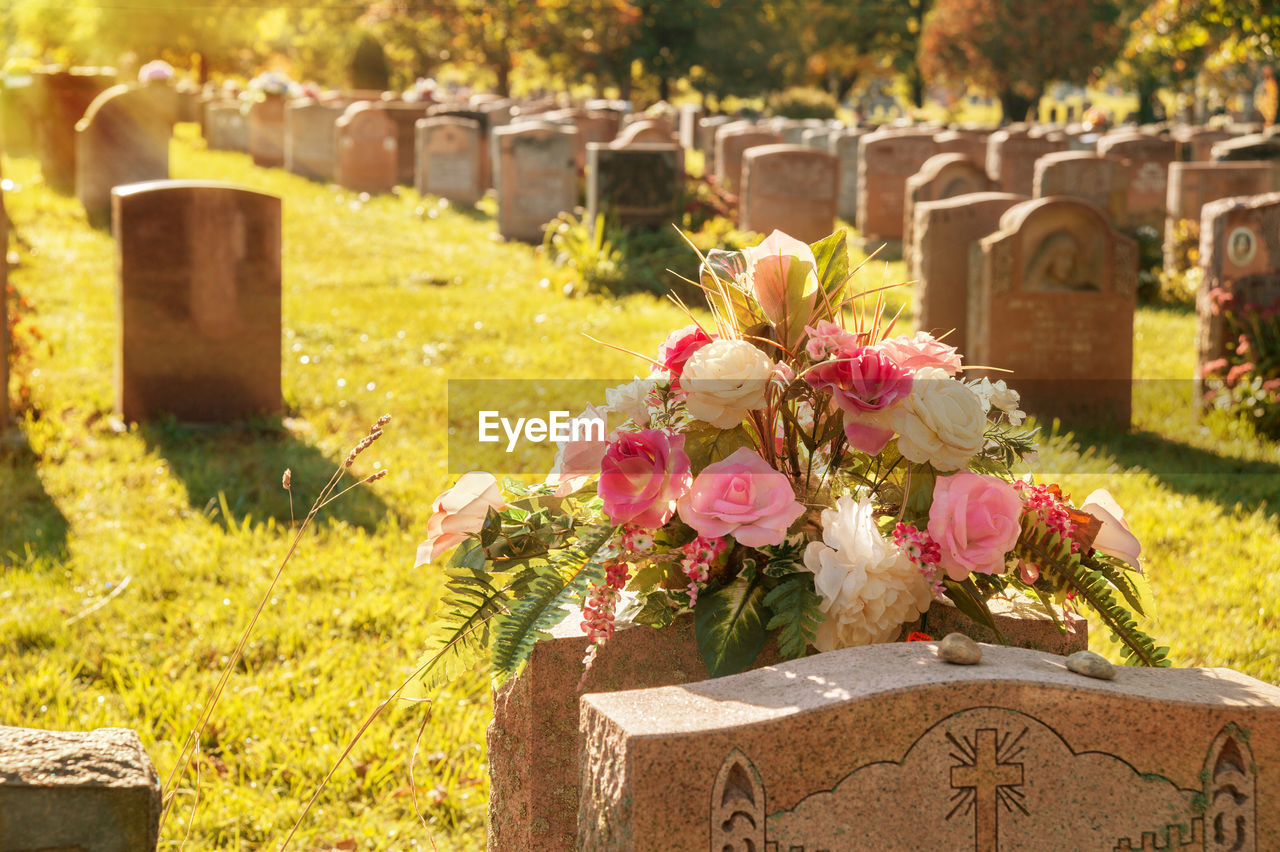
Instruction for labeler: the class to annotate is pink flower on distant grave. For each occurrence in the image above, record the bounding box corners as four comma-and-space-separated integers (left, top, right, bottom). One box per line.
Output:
927, 473, 1023, 582
741, 230, 819, 345
876, 331, 963, 376
1226, 361, 1256, 387
657, 324, 714, 381
598, 430, 692, 529
415, 472, 506, 566
805, 319, 861, 361
677, 448, 805, 547
545, 403, 612, 498
1200, 358, 1229, 378
138, 60, 174, 83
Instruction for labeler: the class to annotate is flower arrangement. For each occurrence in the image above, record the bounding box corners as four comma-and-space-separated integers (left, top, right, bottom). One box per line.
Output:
1201, 286, 1280, 437
137, 60, 175, 84
415, 229, 1167, 689
247, 71, 294, 98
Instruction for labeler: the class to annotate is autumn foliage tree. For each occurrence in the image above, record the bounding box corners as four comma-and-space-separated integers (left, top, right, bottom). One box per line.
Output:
920, 0, 1126, 123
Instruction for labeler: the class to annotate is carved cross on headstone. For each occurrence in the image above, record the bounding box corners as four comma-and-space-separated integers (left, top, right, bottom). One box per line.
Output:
949, 728, 1026, 852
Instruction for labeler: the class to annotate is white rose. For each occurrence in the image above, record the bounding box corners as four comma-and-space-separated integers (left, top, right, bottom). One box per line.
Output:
969, 377, 1026, 426
891, 367, 986, 471
606, 377, 658, 426
681, 339, 774, 429
802, 495, 933, 651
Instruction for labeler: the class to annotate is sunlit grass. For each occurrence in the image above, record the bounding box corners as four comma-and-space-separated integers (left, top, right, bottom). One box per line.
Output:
1, 122, 1278, 851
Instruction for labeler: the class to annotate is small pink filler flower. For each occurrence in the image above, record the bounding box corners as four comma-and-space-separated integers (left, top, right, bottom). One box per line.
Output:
927, 473, 1023, 581
677, 448, 805, 547
598, 430, 693, 529
416, 471, 506, 566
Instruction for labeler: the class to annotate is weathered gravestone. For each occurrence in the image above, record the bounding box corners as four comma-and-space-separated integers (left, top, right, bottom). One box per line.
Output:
247, 94, 286, 168
1, 164, 7, 430
612, 118, 677, 148
579, 642, 1280, 851
903, 154, 994, 279
587, 143, 681, 231
204, 101, 248, 152
415, 116, 484, 206
1032, 151, 1129, 225
986, 127, 1067, 195
32, 67, 117, 194
715, 124, 783, 195
492, 122, 579, 242
0, 725, 162, 852
1097, 131, 1178, 230
428, 104, 492, 187
969, 196, 1138, 429
857, 128, 939, 258
375, 101, 432, 184
1212, 133, 1280, 163
1196, 192, 1280, 395
934, 128, 991, 168
0, 72, 39, 156
678, 104, 702, 149
830, 128, 865, 222
739, 145, 839, 244
1166, 162, 1277, 275
912, 192, 1028, 357
75, 83, 177, 227
335, 102, 397, 194
113, 181, 282, 423
1175, 126, 1234, 162
284, 98, 341, 181
489, 600, 1084, 852
698, 115, 733, 174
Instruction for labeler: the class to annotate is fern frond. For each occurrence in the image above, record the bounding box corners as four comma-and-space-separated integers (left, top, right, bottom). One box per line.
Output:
490, 525, 614, 683
763, 574, 822, 660
412, 542, 509, 694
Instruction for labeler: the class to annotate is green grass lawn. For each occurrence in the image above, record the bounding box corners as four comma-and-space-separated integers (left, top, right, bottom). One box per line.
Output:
2, 125, 1279, 850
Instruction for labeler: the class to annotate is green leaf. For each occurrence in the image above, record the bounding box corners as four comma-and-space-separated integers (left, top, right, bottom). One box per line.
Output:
810, 230, 849, 300
684, 422, 756, 472
410, 542, 507, 696
941, 577, 1006, 642
763, 573, 822, 659
694, 569, 770, 677
622, 589, 678, 629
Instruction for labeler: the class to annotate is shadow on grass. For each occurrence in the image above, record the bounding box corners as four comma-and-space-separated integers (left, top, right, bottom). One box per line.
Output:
1059, 425, 1280, 522
0, 437, 70, 565
140, 419, 393, 532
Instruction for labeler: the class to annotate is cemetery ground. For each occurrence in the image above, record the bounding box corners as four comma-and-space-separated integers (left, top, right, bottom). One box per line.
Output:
3, 125, 1280, 850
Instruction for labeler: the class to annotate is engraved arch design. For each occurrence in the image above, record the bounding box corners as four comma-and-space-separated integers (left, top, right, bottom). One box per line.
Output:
710, 748, 766, 852
1204, 724, 1257, 852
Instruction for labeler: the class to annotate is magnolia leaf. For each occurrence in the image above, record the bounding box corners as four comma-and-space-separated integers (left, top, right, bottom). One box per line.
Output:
684, 423, 756, 472
694, 569, 770, 677
810, 231, 850, 300
622, 589, 678, 629
941, 577, 1005, 643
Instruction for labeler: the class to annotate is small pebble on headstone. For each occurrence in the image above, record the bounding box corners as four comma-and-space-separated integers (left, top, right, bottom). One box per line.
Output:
937, 632, 982, 664
1065, 649, 1116, 680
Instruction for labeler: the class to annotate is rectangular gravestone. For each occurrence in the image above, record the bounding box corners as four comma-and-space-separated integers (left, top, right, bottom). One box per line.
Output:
698, 115, 732, 173
335, 102, 397, 194
830, 128, 864, 222
1033, 151, 1129, 225
205, 101, 248, 152
492, 122, 579, 242
285, 98, 341, 181
75, 83, 176, 227
969, 196, 1138, 429
416, 116, 484, 205
489, 600, 1082, 852
1098, 132, 1178, 230
429, 105, 492, 187
740, 144, 839, 244
857, 128, 938, 258
113, 181, 282, 423
0, 725, 161, 852
1, 164, 7, 429
375, 101, 432, 184
904, 153, 994, 279
248, 95, 286, 167
714, 123, 782, 194
1166, 162, 1278, 274
934, 128, 991, 169
913, 192, 1027, 357
986, 128, 1067, 195
579, 643, 1280, 851
1175, 127, 1235, 162
587, 143, 681, 230
1196, 192, 1280, 398
32, 67, 116, 194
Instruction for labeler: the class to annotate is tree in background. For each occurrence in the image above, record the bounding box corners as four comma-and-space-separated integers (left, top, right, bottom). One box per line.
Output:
689, 0, 803, 107
350, 31, 391, 90
803, 0, 927, 106
920, 0, 1127, 123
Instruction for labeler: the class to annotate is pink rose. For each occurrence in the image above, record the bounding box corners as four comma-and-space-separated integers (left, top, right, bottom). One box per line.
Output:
804, 319, 861, 361
805, 344, 914, 415
415, 472, 506, 566
657, 324, 714, 381
741, 230, 818, 345
677, 448, 805, 547
876, 332, 963, 376
927, 473, 1023, 581
545, 403, 611, 498
598, 430, 692, 529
